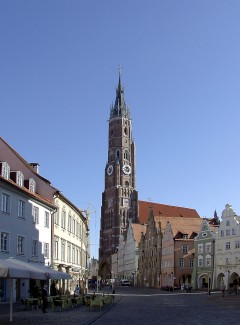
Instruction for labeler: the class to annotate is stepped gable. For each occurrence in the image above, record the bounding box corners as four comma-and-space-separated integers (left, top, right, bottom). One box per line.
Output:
139, 200, 200, 225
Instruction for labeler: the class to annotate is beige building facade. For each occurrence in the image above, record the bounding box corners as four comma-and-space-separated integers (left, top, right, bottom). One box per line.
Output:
52, 192, 88, 294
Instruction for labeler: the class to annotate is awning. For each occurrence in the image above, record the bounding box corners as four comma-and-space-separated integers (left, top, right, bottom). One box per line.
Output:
28, 262, 72, 280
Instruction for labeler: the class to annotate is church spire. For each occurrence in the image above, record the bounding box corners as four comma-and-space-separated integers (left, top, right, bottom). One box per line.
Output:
117, 64, 122, 91
110, 66, 130, 119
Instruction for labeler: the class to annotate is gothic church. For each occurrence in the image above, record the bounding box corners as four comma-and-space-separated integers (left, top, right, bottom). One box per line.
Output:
99, 73, 139, 278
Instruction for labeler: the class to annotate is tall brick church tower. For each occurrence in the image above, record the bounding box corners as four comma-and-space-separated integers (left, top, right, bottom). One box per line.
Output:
99, 72, 139, 278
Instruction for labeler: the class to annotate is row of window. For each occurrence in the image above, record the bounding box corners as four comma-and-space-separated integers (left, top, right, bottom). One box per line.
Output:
219, 256, 240, 265
178, 259, 194, 267
225, 241, 240, 250
220, 229, 237, 237
217, 240, 240, 251
161, 260, 173, 268
53, 239, 84, 265
0, 232, 49, 258
1, 192, 49, 227
198, 256, 211, 267
0, 161, 36, 193
54, 209, 84, 239
162, 247, 173, 256
198, 242, 212, 254
109, 148, 130, 161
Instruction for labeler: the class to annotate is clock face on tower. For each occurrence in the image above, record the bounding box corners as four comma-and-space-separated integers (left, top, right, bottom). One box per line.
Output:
107, 164, 113, 176
122, 164, 131, 175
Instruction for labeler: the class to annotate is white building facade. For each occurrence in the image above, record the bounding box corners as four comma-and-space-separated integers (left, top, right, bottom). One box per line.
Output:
52, 192, 88, 294
214, 204, 240, 289
0, 160, 55, 302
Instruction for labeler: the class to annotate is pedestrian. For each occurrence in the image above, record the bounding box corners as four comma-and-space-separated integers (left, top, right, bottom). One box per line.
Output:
50, 281, 56, 296
181, 284, 184, 292
112, 288, 115, 301
74, 284, 80, 297
220, 283, 226, 297
32, 284, 39, 298
42, 285, 48, 313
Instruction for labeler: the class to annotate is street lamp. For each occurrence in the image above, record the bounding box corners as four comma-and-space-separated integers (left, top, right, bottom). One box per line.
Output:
208, 273, 211, 295
111, 271, 114, 291
85, 269, 88, 294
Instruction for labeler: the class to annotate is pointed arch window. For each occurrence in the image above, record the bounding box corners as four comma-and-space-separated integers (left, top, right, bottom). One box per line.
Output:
124, 150, 129, 160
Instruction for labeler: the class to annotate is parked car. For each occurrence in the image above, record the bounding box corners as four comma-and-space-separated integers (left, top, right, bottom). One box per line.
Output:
121, 280, 130, 286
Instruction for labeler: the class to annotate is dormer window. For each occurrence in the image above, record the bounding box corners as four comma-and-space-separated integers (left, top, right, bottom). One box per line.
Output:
29, 178, 36, 193
0, 162, 10, 180
24, 178, 36, 193
16, 171, 24, 187
183, 234, 188, 239
10, 170, 24, 186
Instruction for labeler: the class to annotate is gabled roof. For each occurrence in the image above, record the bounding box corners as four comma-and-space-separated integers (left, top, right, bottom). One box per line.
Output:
0, 175, 56, 209
54, 191, 87, 226
131, 223, 146, 245
0, 137, 57, 188
139, 200, 200, 224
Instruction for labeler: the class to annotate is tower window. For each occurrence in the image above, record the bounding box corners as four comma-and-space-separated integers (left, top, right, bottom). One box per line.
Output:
124, 150, 129, 160
124, 127, 128, 135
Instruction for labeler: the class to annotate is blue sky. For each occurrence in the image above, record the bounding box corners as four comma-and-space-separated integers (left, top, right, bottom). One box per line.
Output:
1, 1, 240, 258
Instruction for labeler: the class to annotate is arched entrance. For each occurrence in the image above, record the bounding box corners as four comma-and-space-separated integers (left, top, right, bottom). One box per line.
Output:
197, 273, 210, 289
179, 274, 192, 286
216, 272, 225, 289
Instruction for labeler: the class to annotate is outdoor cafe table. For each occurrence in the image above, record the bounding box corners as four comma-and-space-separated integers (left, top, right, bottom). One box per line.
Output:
53, 298, 68, 311
24, 298, 39, 310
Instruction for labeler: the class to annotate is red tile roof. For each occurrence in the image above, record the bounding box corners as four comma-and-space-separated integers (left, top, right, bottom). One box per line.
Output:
155, 216, 203, 237
139, 200, 200, 224
0, 175, 56, 209
131, 223, 146, 245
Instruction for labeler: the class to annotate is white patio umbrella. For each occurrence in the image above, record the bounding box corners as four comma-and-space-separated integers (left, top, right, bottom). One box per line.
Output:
0, 258, 32, 279
7, 258, 71, 280
0, 258, 47, 322
0, 258, 72, 322
3, 258, 48, 280
28, 262, 72, 280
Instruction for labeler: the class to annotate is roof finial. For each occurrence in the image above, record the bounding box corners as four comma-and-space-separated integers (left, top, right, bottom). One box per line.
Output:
118, 64, 122, 76
118, 64, 123, 90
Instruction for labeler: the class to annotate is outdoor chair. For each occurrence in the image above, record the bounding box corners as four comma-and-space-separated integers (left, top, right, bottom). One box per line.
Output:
30, 299, 39, 310
83, 295, 92, 310
20, 299, 28, 311
90, 297, 103, 311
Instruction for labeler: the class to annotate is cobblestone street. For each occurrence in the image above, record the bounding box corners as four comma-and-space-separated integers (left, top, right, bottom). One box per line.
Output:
1, 288, 240, 325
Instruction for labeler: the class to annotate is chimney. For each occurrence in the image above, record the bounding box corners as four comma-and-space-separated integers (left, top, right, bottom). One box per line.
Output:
29, 163, 39, 174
